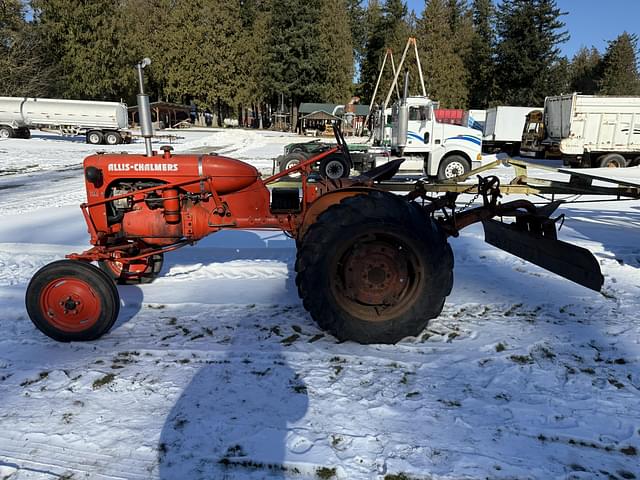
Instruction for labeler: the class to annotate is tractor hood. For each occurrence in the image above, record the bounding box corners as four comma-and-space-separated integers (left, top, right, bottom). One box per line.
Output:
84, 152, 260, 195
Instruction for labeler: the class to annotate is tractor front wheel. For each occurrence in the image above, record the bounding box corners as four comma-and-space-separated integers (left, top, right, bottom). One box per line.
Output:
26, 260, 120, 342
295, 191, 453, 344
99, 253, 163, 285
279, 152, 307, 179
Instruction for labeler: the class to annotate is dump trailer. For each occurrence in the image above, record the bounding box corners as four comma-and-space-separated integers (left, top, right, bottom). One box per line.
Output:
541, 93, 640, 168
0, 97, 131, 145
482, 106, 540, 154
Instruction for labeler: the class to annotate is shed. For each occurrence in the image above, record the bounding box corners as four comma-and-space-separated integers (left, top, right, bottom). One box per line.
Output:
128, 102, 190, 129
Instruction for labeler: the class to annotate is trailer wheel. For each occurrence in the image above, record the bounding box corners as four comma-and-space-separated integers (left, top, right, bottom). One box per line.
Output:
296, 191, 453, 344
319, 153, 350, 179
438, 155, 470, 180
87, 130, 104, 145
104, 131, 122, 145
17, 128, 31, 139
0, 126, 14, 139
599, 153, 627, 168
279, 152, 306, 179
99, 253, 163, 285
26, 260, 120, 342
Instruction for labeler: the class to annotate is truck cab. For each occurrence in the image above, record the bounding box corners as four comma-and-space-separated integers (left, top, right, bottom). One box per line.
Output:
391, 96, 482, 179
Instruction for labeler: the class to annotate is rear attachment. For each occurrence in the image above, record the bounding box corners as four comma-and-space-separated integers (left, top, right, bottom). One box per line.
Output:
482, 218, 603, 291
416, 174, 605, 292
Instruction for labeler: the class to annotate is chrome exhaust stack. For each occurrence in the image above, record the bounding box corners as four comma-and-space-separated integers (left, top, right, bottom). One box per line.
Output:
136, 58, 153, 157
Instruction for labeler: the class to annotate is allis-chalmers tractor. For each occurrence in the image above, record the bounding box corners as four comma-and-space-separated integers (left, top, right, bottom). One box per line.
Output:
25, 61, 604, 344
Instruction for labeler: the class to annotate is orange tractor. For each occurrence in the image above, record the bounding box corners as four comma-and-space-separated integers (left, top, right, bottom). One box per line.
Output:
25, 61, 604, 344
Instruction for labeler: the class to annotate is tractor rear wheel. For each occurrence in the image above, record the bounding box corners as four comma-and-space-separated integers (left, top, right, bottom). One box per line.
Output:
26, 260, 120, 342
295, 191, 453, 344
99, 253, 163, 285
319, 153, 350, 179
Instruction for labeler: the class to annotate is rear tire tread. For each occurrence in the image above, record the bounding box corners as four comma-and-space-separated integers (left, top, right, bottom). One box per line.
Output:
295, 191, 453, 344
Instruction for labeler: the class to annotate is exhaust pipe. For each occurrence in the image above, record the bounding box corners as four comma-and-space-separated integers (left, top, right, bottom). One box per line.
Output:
395, 69, 409, 153
136, 58, 153, 157
402, 69, 409, 105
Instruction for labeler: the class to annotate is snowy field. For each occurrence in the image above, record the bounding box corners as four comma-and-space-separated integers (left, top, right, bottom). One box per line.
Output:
0, 129, 639, 480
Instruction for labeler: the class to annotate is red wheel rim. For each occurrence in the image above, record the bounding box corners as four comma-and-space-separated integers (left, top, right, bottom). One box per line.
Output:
39, 277, 101, 332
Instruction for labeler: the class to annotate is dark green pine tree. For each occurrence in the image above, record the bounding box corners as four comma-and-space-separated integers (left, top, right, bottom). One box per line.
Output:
31, 0, 137, 100
359, 0, 385, 102
467, 0, 495, 108
494, 0, 569, 105
569, 46, 602, 94
598, 32, 640, 95
447, 0, 474, 61
317, 0, 355, 103
345, 0, 366, 67
417, 0, 469, 108
264, 0, 323, 126
0, 0, 52, 96
235, 0, 271, 124
359, 0, 409, 104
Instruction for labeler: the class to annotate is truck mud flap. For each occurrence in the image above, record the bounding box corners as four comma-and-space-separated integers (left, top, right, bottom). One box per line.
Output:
482, 218, 604, 291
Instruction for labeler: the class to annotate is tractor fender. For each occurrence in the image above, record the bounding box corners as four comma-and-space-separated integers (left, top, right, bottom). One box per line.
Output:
298, 187, 386, 241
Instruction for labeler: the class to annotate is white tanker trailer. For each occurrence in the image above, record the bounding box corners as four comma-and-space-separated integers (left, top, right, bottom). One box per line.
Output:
0, 97, 131, 144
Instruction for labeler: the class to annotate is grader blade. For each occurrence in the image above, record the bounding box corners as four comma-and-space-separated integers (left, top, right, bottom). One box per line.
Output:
482, 218, 604, 291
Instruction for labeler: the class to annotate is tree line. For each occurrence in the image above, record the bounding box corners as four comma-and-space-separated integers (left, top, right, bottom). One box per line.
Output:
1, 0, 639, 128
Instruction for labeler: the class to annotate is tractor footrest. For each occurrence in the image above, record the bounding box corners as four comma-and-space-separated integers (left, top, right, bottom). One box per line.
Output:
271, 188, 301, 212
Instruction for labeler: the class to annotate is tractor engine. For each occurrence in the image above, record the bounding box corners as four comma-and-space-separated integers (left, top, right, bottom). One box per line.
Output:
82, 149, 268, 246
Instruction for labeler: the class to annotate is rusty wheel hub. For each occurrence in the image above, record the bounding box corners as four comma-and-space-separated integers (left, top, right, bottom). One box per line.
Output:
342, 241, 409, 305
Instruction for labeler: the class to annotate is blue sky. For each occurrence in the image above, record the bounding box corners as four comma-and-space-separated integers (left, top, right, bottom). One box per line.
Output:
405, 0, 640, 58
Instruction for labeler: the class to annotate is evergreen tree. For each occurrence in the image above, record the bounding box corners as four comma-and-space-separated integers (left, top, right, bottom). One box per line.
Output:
345, 0, 366, 67
0, 0, 51, 96
417, 0, 468, 108
317, 0, 354, 103
494, 0, 569, 105
359, 0, 409, 104
467, 0, 495, 108
569, 46, 602, 94
235, 0, 270, 126
598, 32, 640, 95
359, 0, 384, 102
447, 0, 474, 61
119, 0, 170, 102
31, 0, 137, 100
264, 0, 323, 127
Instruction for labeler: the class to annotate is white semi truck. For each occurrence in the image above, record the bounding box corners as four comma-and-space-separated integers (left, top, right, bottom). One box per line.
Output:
389, 95, 483, 179
482, 106, 540, 155
0, 97, 131, 144
541, 93, 640, 168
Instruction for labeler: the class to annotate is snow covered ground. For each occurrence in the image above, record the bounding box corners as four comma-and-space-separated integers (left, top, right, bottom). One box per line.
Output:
0, 129, 639, 480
